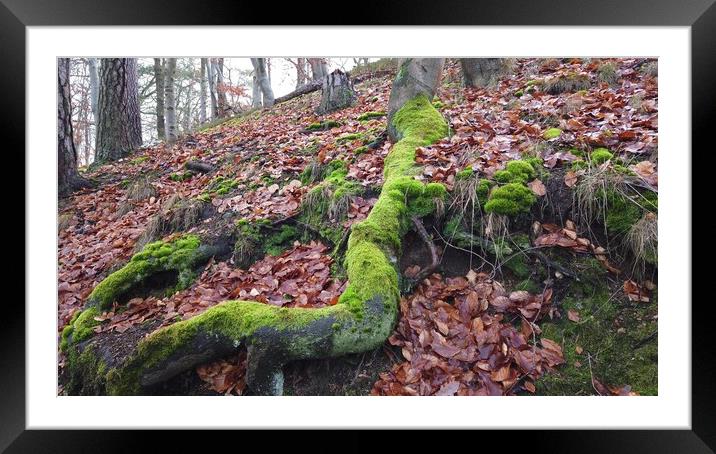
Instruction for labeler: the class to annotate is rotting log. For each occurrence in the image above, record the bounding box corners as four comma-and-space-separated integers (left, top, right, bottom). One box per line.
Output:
62, 62, 449, 396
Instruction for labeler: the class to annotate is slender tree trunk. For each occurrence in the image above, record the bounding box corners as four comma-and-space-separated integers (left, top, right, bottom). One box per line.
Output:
87, 58, 99, 123
207, 59, 218, 119
58, 58, 88, 197
95, 58, 142, 162
295, 57, 307, 88
308, 58, 329, 81
216, 58, 228, 117
250, 58, 274, 107
165, 58, 178, 143
252, 73, 262, 108
199, 58, 207, 123
387, 58, 445, 141
153, 58, 166, 140
460, 58, 510, 88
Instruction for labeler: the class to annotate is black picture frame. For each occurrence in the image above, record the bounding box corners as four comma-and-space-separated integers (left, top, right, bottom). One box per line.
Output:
7, 0, 713, 451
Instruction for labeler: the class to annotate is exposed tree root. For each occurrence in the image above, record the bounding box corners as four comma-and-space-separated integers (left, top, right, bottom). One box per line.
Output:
64, 92, 450, 396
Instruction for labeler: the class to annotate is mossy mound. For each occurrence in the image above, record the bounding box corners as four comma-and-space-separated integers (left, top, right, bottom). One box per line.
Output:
86, 234, 206, 311
357, 111, 386, 121
543, 127, 562, 140
536, 256, 657, 395
306, 120, 341, 131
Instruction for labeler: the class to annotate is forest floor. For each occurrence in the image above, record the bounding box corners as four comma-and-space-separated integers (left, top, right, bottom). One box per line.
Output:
58, 58, 658, 396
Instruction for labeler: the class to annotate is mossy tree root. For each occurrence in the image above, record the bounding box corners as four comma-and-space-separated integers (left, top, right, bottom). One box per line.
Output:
77, 94, 449, 396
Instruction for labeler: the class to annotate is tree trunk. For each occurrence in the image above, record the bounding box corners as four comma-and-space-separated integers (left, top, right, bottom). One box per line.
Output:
165, 58, 178, 143
58, 58, 89, 197
87, 58, 99, 123
251, 73, 262, 108
199, 58, 207, 123
216, 58, 228, 117
295, 57, 307, 88
387, 58, 445, 141
460, 58, 510, 88
95, 58, 143, 161
316, 69, 355, 115
250, 58, 275, 107
153, 58, 166, 140
207, 59, 218, 119
308, 58, 329, 81
63, 56, 451, 397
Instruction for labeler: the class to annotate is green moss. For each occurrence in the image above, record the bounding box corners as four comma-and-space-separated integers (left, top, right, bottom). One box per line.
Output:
354, 146, 368, 155
60, 306, 100, 352
494, 160, 536, 184
536, 273, 657, 396
543, 128, 562, 140
65, 343, 108, 395
357, 111, 386, 121
204, 175, 239, 197
514, 90, 524, 97
130, 156, 148, 165
337, 133, 362, 143
591, 148, 614, 164
307, 120, 341, 131
265, 225, 299, 256
431, 100, 444, 109
485, 183, 536, 216
456, 167, 474, 180
603, 189, 657, 235
476, 179, 492, 203
87, 234, 203, 310
614, 164, 636, 176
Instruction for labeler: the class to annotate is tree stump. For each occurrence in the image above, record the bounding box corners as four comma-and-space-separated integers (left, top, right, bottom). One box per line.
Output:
460, 58, 511, 88
316, 70, 356, 115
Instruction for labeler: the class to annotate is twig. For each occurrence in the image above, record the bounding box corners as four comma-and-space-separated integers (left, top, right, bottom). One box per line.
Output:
410, 216, 440, 283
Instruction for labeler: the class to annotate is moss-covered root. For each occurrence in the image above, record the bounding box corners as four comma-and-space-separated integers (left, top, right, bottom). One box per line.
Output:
86, 234, 222, 311
107, 94, 448, 396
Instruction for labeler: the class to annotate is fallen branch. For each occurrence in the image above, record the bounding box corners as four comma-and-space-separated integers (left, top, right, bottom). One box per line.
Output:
184, 160, 215, 174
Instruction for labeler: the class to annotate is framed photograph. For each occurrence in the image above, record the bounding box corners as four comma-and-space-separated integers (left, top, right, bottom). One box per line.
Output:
9, 0, 713, 450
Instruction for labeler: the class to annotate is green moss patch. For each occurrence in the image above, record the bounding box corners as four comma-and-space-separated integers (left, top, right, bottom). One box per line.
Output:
543, 127, 562, 140
307, 120, 341, 131
357, 111, 386, 121
536, 261, 657, 395
87, 234, 204, 310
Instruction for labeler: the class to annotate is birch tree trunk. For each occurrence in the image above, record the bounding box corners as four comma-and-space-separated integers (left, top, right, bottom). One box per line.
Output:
164, 58, 178, 143
308, 58, 329, 81
207, 59, 218, 119
216, 58, 228, 117
252, 73, 262, 108
387, 58, 445, 141
58, 58, 89, 196
153, 58, 166, 140
95, 58, 143, 162
88, 58, 99, 123
250, 58, 274, 107
295, 57, 307, 88
460, 58, 510, 88
199, 58, 207, 123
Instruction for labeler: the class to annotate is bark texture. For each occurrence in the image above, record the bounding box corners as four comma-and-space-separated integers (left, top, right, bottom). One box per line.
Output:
250, 58, 275, 107
215, 58, 229, 117
88, 58, 99, 122
199, 58, 208, 123
308, 58, 329, 81
153, 58, 166, 140
316, 69, 356, 115
58, 58, 89, 197
460, 58, 510, 88
387, 58, 445, 141
164, 58, 178, 143
95, 58, 143, 161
